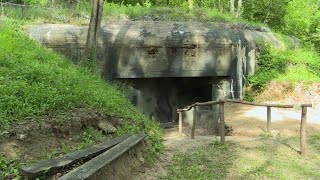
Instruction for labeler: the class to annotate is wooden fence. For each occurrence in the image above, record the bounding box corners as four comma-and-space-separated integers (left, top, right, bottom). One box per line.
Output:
177, 99, 312, 156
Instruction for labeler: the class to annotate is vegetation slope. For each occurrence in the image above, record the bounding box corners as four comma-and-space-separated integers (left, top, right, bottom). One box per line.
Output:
0, 20, 162, 178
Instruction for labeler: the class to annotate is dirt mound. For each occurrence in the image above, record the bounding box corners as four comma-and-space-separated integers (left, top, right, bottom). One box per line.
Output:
0, 109, 122, 161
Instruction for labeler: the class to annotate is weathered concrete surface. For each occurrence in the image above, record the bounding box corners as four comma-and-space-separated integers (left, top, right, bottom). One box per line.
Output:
28, 21, 298, 78
28, 21, 297, 133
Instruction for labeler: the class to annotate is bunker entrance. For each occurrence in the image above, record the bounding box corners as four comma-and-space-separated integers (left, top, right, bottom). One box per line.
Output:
122, 77, 231, 134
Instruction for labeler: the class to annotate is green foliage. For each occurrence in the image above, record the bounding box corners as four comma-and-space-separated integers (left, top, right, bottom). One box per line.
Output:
26, 0, 48, 5
282, 0, 318, 40
247, 47, 320, 91
245, 45, 320, 101
0, 21, 163, 178
0, 156, 20, 179
242, 0, 320, 51
242, 0, 290, 28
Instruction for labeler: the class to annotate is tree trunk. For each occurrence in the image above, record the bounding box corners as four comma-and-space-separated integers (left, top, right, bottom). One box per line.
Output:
188, 0, 193, 11
236, 0, 242, 17
83, 0, 103, 69
230, 0, 235, 16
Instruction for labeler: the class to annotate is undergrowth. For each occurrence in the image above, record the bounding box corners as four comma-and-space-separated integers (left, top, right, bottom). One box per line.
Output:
1, 2, 264, 27
0, 20, 163, 178
245, 45, 320, 101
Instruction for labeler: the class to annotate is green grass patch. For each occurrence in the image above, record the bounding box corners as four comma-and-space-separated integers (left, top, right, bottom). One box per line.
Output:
165, 135, 320, 179
166, 142, 235, 179
245, 47, 320, 101
1, 2, 264, 27
0, 20, 163, 178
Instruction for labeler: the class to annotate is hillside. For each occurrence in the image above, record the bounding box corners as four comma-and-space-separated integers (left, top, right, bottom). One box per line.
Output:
1, 0, 320, 179
0, 20, 162, 179
245, 46, 320, 103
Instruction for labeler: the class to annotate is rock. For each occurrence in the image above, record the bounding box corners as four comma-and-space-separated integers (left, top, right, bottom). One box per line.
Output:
139, 157, 145, 163
98, 121, 117, 134
259, 26, 271, 32
18, 134, 27, 140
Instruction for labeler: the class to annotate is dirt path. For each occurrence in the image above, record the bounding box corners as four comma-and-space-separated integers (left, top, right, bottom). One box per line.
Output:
225, 102, 320, 137
133, 129, 217, 180
133, 103, 320, 179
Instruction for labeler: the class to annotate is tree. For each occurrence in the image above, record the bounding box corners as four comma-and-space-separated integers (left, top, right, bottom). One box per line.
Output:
230, 0, 234, 15
236, 0, 242, 17
82, 0, 104, 70
242, 0, 290, 28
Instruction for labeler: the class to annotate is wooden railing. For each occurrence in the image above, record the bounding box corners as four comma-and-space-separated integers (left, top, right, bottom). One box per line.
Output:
177, 99, 312, 156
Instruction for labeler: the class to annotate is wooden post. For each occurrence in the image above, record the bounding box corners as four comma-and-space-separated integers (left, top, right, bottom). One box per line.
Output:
300, 106, 307, 156
178, 111, 182, 136
267, 106, 271, 133
219, 102, 225, 144
191, 106, 197, 139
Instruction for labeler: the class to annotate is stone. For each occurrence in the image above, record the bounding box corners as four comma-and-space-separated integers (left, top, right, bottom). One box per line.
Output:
98, 121, 117, 134
17, 134, 26, 140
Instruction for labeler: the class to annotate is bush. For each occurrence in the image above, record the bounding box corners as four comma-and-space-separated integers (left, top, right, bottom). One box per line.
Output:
246, 46, 320, 97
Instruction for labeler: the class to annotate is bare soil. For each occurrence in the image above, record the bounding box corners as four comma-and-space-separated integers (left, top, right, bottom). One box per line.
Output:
0, 109, 122, 161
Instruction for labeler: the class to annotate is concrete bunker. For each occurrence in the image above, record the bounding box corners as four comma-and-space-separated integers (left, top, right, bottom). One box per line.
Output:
29, 21, 297, 134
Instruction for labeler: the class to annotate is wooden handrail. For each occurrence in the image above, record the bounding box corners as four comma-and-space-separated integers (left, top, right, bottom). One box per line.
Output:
177, 99, 312, 112
225, 99, 312, 108
177, 98, 311, 156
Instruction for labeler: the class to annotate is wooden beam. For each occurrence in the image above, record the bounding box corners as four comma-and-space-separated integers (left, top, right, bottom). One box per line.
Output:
300, 106, 307, 156
191, 106, 197, 139
58, 133, 146, 180
177, 99, 312, 113
219, 102, 225, 144
226, 99, 312, 108
19, 134, 130, 178
178, 111, 182, 136
267, 106, 271, 133
177, 100, 224, 112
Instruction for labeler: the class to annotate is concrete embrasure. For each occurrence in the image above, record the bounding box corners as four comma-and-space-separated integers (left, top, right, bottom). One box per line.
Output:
58, 133, 146, 180
19, 134, 131, 178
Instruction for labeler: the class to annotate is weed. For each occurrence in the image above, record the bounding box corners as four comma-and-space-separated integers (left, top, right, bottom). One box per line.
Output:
245, 47, 320, 101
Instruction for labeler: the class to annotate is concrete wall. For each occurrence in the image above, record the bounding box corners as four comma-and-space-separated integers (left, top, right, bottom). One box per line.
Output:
28, 21, 295, 134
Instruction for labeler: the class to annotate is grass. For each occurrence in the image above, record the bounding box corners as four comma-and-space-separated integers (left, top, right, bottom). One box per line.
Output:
1, 2, 265, 27
245, 47, 320, 101
0, 20, 163, 178
165, 134, 320, 179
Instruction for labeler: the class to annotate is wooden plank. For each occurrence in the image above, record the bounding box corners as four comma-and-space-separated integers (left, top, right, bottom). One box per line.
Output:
58, 133, 146, 180
177, 100, 223, 112
300, 106, 307, 156
267, 106, 271, 133
195, 101, 224, 106
19, 134, 131, 178
178, 99, 312, 112
219, 102, 225, 144
226, 99, 312, 108
191, 106, 197, 139
177, 104, 194, 112
178, 111, 182, 136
